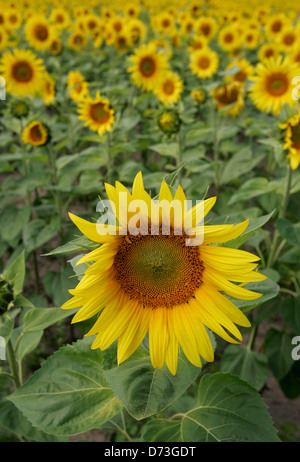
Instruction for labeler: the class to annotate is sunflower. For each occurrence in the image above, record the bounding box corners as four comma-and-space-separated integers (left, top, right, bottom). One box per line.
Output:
40, 73, 55, 106
49, 8, 71, 30
127, 42, 169, 92
157, 108, 181, 134
211, 81, 245, 116
242, 27, 261, 50
77, 91, 115, 136
67, 70, 89, 102
218, 24, 241, 52
49, 37, 63, 55
126, 18, 147, 45
189, 47, 219, 79
277, 27, 299, 53
225, 58, 254, 85
257, 42, 280, 62
265, 13, 289, 41
194, 16, 217, 41
0, 28, 7, 50
249, 56, 300, 115
62, 172, 265, 375
22, 120, 49, 146
280, 113, 300, 169
191, 88, 205, 103
153, 70, 184, 105
6, 9, 22, 29
187, 34, 208, 53
68, 30, 88, 50
0, 48, 45, 97
25, 14, 57, 51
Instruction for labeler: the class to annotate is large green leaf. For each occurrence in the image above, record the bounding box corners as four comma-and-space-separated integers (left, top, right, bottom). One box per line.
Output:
142, 372, 280, 442
104, 345, 201, 420
220, 345, 269, 391
227, 278, 280, 313
264, 328, 295, 381
8, 338, 122, 436
220, 147, 264, 185
22, 307, 77, 334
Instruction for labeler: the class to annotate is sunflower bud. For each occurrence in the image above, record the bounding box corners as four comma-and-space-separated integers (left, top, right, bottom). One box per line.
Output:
0, 279, 14, 314
9, 98, 30, 119
157, 109, 181, 135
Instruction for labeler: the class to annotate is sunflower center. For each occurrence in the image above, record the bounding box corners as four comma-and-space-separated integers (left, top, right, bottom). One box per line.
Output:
201, 24, 211, 36
163, 79, 175, 95
283, 33, 295, 45
224, 33, 233, 43
34, 24, 49, 41
30, 124, 43, 142
90, 102, 110, 124
11, 61, 33, 82
139, 56, 156, 77
234, 69, 247, 82
265, 48, 275, 58
114, 231, 204, 308
291, 125, 300, 149
272, 20, 282, 32
197, 56, 210, 69
265, 73, 289, 96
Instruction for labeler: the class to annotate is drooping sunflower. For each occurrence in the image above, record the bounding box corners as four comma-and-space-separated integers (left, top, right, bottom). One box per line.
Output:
189, 47, 219, 79
62, 172, 265, 375
25, 14, 57, 51
280, 113, 300, 169
249, 56, 300, 115
211, 81, 245, 116
77, 91, 115, 136
22, 120, 49, 146
127, 42, 169, 92
0, 48, 45, 97
67, 70, 89, 102
153, 70, 184, 105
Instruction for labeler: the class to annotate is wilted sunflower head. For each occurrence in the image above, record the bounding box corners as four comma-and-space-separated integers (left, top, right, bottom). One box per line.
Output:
212, 81, 245, 116
62, 172, 266, 375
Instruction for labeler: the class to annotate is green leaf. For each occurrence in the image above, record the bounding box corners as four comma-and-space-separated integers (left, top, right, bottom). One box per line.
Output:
8, 338, 122, 436
279, 361, 300, 399
224, 210, 275, 249
142, 372, 280, 442
23, 219, 59, 254
43, 266, 76, 307
22, 307, 77, 334
0, 205, 31, 245
104, 346, 201, 420
0, 399, 67, 442
228, 278, 280, 313
220, 345, 269, 391
43, 236, 98, 257
228, 178, 277, 205
150, 143, 179, 159
281, 297, 300, 333
3, 250, 26, 296
220, 147, 264, 185
264, 328, 295, 381
276, 219, 300, 247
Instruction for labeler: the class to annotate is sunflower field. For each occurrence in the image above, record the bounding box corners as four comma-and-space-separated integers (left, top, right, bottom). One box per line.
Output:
0, 0, 300, 445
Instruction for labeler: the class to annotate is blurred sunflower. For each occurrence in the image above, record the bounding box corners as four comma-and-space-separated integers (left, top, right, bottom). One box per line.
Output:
22, 120, 49, 146
265, 13, 289, 40
49, 8, 71, 30
211, 81, 245, 116
127, 42, 169, 92
153, 70, 184, 105
257, 42, 280, 62
67, 70, 89, 102
0, 48, 45, 97
5, 9, 22, 29
280, 113, 300, 169
249, 56, 300, 115
126, 18, 147, 45
194, 16, 217, 41
68, 30, 87, 50
189, 47, 219, 79
62, 172, 265, 374
225, 58, 254, 84
40, 73, 55, 106
277, 27, 298, 52
25, 14, 57, 51
77, 91, 115, 136
49, 37, 63, 55
0, 28, 7, 50
218, 24, 241, 52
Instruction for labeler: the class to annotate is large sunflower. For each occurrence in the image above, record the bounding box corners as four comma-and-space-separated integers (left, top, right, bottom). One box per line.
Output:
62, 172, 265, 375
280, 113, 300, 169
127, 42, 169, 92
189, 47, 219, 79
0, 48, 45, 97
249, 56, 300, 115
77, 91, 115, 136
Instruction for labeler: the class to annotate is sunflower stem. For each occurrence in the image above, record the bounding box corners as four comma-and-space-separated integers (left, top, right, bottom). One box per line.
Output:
267, 163, 292, 268
176, 130, 183, 187
6, 340, 21, 389
47, 145, 64, 240
106, 131, 113, 184
246, 324, 258, 351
